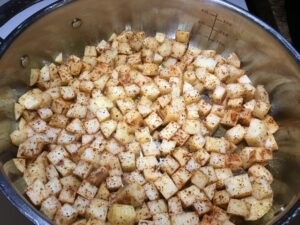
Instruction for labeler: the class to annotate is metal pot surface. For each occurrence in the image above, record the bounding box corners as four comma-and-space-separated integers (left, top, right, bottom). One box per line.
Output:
0, 0, 299, 224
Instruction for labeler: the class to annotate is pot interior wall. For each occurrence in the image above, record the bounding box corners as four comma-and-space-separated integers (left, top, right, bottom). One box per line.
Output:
0, 0, 299, 224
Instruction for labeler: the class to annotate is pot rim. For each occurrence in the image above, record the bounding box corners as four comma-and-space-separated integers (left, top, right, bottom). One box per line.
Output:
0, 0, 299, 224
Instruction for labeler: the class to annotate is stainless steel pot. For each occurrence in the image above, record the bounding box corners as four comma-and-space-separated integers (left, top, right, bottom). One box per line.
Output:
0, 0, 299, 224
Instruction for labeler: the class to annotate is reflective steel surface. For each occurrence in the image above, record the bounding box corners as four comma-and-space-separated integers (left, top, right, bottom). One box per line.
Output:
0, 0, 299, 224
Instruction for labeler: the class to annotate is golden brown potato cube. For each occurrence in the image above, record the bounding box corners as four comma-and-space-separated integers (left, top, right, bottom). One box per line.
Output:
115, 182, 146, 207
227, 199, 249, 217
172, 147, 191, 166
96, 183, 110, 200
54, 203, 78, 225
49, 114, 69, 128
171, 212, 199, 225
86, 198, 109, 221
171, 167, 192, 189
41, 196, 61, 220
26, 179, 49, 206
147, 199, 168, 215
221, 110, 239, 127
10, 130, 26, 146
170, 129, 190, 146
224, 174, 252, 198
187, 134, 206, 152
213, 190, 230, 207
191, 170, 209, 189
154, 173, 178, 199
176, 30, 190, 43
108, 204, 136, 225
193, 150, 210, 166
178, 185, 207, 207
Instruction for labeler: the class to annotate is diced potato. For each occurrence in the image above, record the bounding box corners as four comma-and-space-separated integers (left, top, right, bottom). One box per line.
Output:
225, 124, 245, 144
77, 180, 98, 200
213, 190, 230, 206
263, 115, 279, 134
54, 203, 78, 225
251, 177, 273, 200
243, 197, 272, 221
204, 113, 221, 132
194, 56, 217, 73
118, 151, 135, 172
46, 177, 62, 195
59, 185, 77, 204
136, 156, 158, 171
221, 110, 239, 127
66, 118, 85, 134
19, 89, 43, 110
154, 173, 178, 199
106, 176, 123, 191
158, 40, 172, 57
172, 147, 191, 166
198, 99, 212, 117
115, 182, 146, 207
86, 198, 109, 221
171, 167, 191, 189
224, 174, 252, 198
248, 164, 273, 183
171, 212, 199, 225
160, 155, 180, 175
108, 204, 136, 225
176, 30, 190, 43
245, 118, 267, 147
211, 86, 226, 104
141, 141, 160, 156
143, 182, 160, 201
182, 119, 202, 135
144, 112, 163, 131
204, 183, 216, 200
253, 100, 271, 119
191, 170, 208, 189
178, 185, 207, 207
205, 137, 229, 154
10, 130, 27, 146
100, 120, 117, 138
160, 139, 176, 156
66, 104, 87, 119
193, 150, 210, 166
41, 196, 61, 220
199, 166, 217, 184
84, 118, 100, 134
147, 199, 168, 215
193, 200, 212, 216
227, 199, 249, 217
26, 179, 49, 206
141, 83, 160, 100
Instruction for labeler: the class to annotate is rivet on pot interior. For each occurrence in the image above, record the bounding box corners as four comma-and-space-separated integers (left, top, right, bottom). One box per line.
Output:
20, 55, 29, 68
71, 18, 82, 28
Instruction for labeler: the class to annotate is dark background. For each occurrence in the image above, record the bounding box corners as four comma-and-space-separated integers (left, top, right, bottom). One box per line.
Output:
0, 0, 299, 224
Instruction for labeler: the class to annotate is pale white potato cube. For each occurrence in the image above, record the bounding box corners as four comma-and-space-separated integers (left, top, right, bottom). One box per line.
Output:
118, 151, 136, 172
73, 196, 90, 216
251, 177, 273, 200
54, 203, 78, 225
200, 166, 217, 184
171, 41, 187, 58
100, 120, 117, 138
106, 176, 123, 191
37, 108, 53, 120
141, 83, 160, 100
10, 130, 27, 146
204, 183, 216, 200
26, 179, 49, 206
115, 182, 146, 207
154, 174, 178, 199
84, 118, 100, 134
60, 86, 76, 100
46, 177, 62, 195
86, 198, 109, 221
141, 141, 160, 156
171, 212, 199, 225
147, 199, 168, 215
225, 124, 245, 144
107, 86, 126, 101
185, 157, 201, 172
168, 196, 183, 215
19, 89, 42, 110
30, 68, 40, 86
243, 197, 272, 221
182, 119, 202, 135
136, 203, 152, 221
66, 104, 87, 119
57, 130, 76, 145
264, 134, 278, 151
160, 139, 177, 156
136, 156, 158, 171
227, 97, 243, 110
193, 200, 212, 216
59, 185, 77, 204
73, 160, 93, 179
248, 164, 273, 183
135, 127, 152, 143
194, 150, 210, 166
41, 196, 61, 220
205, 113, 221, 132
212, 85, 226, 103
184, 89, 200, 104
224, 174, 252, 198
205, 137, 229, 154
14, 103, 25, 120
116, 98, 136, 115
226, 83, 245, 98
55, 158, 76, 176
209, 152, 226, 168
154, 77, 172, 94
227, 199, 249, 217
160, 155, 180, 175
66, 118, 85, 134
153, 213, 171, 225
144, 183, 160, 201
171, 167, 192, 189
191, 170, 209, 189
84, 46, 97, 57
157, 94, 172, 108
145, 112, 163, 131
194, 55, 217, 72
245, 118, 267, 147
215, 168, 233, 188
143, 168, 163, 182
143, 63, 159, 76
187, 134, 206, 152
198, 99, 212, 116
158, 40, 172, 57
177, 185, 207, 207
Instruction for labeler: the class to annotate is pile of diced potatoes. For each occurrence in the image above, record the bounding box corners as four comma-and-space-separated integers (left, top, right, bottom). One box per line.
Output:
10, 29, 279, 225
